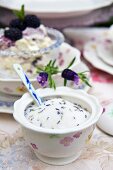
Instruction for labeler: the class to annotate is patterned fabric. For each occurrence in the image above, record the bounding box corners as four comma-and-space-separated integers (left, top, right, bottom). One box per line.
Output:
0, 128, 113, 170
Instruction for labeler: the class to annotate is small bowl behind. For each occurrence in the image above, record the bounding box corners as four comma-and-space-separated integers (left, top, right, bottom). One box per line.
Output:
0, 43, 81, 95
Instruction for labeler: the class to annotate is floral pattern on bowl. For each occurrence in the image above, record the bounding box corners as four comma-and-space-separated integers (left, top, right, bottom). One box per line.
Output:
0, 42, 83, 96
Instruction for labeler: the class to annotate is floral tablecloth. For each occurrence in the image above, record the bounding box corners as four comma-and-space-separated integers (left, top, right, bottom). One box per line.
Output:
0, 28, 113, 170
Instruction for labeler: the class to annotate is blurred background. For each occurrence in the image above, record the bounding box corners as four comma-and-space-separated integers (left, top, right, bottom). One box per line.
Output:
0, 0, 113, 29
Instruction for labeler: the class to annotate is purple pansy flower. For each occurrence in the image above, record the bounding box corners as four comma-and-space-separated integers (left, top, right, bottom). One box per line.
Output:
37, 72, 48, 87
62, 69, 79, 85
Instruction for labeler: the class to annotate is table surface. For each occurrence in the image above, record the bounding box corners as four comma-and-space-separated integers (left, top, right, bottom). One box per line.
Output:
0, 28, 113, 170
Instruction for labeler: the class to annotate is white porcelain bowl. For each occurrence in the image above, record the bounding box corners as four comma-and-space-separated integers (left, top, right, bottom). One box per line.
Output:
0, 43, 81, 96
13, 87, 102, 165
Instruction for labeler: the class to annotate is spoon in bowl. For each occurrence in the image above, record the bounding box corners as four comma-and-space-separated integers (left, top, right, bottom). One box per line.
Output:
13, 64, 42, 106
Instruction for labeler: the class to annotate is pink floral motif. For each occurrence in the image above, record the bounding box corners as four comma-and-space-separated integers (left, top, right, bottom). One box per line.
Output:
30, 143, 38, 149
104, 39, 112, 44
60, 137, 74, 146
91, 70, 113, 83
58, 52, 64, 66
73, 131, 82, 138
59, 59, 64, 66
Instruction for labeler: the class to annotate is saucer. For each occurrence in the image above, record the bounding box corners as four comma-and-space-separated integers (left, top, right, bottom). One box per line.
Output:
97, 39, 113, 66
0, 92, 20, 114
83, 41, 113, 75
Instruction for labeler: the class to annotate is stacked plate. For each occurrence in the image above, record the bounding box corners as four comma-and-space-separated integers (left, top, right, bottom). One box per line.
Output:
64, 26, 113, 74
83, 28, 113, 136
84, 38, 113, 75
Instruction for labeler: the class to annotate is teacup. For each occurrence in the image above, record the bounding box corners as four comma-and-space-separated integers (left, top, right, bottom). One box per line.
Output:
13, 87, 102, 165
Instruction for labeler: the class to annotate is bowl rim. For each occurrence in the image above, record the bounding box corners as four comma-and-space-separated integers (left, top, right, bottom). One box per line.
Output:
0, 43, 80, 81
13, 87, 103, 134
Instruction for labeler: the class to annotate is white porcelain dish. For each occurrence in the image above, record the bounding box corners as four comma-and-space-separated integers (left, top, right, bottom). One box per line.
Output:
83, 41, 113, 75
0, 42, 87, 96
0, 91, 20, 114
97, 102, 113, 136
0, 0, 112, 18
97, 40, 113, 66
13, 87, 102, 165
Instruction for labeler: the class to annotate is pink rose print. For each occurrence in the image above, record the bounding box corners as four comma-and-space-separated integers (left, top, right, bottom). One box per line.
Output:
73, 131, 82, 138
60, 137, 74, 147
30, 143, 38, 149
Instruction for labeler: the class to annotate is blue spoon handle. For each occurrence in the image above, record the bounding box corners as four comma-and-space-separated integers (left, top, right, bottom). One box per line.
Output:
13, 64, 42, 106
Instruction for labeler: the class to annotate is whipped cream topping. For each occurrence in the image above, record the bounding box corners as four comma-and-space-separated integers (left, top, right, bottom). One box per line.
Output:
14, 25, 53, 52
